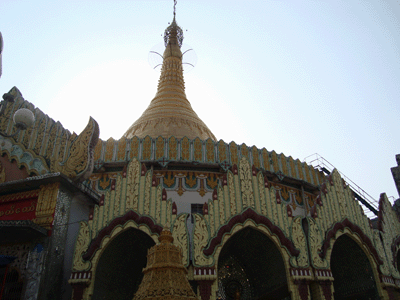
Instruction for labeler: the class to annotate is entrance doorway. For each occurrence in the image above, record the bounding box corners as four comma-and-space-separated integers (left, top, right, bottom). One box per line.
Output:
92, 228, 155, 300
217, 227, 290, 300
331, 234, 379, 300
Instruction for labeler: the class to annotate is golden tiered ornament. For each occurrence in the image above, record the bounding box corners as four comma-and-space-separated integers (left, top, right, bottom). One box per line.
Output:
133, 228, 198, 300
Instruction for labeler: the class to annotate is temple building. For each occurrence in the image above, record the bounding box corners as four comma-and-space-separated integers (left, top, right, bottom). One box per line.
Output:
1, 5, 400, 300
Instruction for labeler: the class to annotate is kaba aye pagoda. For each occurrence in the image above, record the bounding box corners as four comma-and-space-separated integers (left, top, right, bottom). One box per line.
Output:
0, 2, 400, 300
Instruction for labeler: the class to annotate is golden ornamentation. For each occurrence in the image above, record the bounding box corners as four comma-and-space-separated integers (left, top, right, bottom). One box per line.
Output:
206, 139, 214, 163
258, 173, 267, 215
193, 214, 213, 266
168, 136, 178, 160
240, 143, 248, 160
296, 159, 304, 180
185, 172, 197, 188
332, 170, 347, 218
193, 138, 202, 161
172, 214, 190, 267
130, 136, 140, 159
262, 148, 270, 171
34, 183, 59, 229
206, 174, 218, 189
228, 172, 237, 215
133, 228, 198, 300
117, 138, 127, 161
271, 151, 279, 172
177, 178, 185, 196
104, 138, 115, 161
50, 117, 99, 181
289, 157, 296, 178
126, 159, 140, 211
308, 218, 328, 268
218, 140, 227, 162
239, 157, 253, 209
163, 171, 175, 188
181, 137, 190, 161
374, 230, 390, 275
123, 30, 216, 141
155, 136, 165, 159
252, 146, 260, 168
33, 118, 46, 154
93, 139, 102, 161
45, 123, 57, 159
72, 221, 91, 271
230, 142, 238, 165
142, 136, 152, 160
198, 179, 206, 197
290, 217, 309, 268
280, 154, 288, 176
144, 172, 152, 215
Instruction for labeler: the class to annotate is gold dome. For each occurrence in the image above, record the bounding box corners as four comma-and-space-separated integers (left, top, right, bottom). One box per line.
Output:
124, 17, 216, 141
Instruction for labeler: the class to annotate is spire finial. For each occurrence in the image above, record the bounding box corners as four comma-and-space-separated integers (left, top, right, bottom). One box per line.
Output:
164, 0, 183, 48
173, 0, 177, 18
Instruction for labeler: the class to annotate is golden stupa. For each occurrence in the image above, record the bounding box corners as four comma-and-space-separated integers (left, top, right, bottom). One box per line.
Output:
123, 15, 216, 141
132, 228, 198, 300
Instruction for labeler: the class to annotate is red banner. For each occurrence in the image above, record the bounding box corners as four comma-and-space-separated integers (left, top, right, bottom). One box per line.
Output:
0, 198, 37, 221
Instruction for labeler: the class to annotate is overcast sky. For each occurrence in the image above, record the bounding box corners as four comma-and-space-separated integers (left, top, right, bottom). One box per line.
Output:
1, 0, 399, 212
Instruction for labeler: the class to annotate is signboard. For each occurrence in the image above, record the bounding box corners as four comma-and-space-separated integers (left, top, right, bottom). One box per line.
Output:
0, 191, 39, 221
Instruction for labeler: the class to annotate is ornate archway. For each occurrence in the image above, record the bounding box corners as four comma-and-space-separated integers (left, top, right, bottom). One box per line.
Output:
92, 228, 155, 300
330, 234, 379, 300
217, 227, 290, 300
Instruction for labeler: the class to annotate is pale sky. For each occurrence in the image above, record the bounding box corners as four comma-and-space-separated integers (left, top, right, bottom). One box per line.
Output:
1, 0, 399, 213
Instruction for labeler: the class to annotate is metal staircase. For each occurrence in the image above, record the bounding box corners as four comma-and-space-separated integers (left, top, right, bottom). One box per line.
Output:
304, 153, 379, 218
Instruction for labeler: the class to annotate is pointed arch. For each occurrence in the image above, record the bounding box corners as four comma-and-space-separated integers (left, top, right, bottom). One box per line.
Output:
203, 208, 299, 257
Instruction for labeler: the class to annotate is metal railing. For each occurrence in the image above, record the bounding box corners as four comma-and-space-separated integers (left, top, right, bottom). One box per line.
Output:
304, 153, 379, 218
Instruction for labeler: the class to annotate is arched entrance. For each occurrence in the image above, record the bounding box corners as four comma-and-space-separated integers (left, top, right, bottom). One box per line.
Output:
92, 228, 155, 300
0, 267, 24, 300
217, 227, 290, 300
331, 234, 379, 300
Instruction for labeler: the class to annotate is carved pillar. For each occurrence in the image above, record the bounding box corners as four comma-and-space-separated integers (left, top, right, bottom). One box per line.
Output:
309, 280, 333, 300
70, 282, 89, 300
37, 189, 72, 300
198, 280, 213, 300
23, 244, 46, 300
294, 279, 310, 300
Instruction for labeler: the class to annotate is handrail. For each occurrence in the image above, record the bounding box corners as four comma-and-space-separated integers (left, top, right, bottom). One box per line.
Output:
304, 153, 379, 217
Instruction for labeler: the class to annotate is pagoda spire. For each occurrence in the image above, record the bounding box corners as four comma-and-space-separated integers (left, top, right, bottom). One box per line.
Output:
124, 2, 216, 141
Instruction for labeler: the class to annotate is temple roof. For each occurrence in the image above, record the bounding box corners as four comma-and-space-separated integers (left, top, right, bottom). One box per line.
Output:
123, 16, 216, 141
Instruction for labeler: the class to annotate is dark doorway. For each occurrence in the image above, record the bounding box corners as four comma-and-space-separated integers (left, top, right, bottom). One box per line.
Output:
331, 234, 379, 300
0, 268, 24, 300
217, 227, 290, 300
92, 228, 155, 300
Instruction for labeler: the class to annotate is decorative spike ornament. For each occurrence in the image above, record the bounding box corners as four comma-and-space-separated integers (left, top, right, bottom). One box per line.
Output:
132, 228, 199, 300
124, 0, 216, 141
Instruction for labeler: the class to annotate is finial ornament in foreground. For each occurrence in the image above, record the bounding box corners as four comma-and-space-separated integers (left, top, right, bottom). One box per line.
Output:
132, 227, 198, 300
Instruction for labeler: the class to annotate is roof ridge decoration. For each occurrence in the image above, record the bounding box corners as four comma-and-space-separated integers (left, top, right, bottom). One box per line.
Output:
0, 87, 99, 181
123, 1, 216, 141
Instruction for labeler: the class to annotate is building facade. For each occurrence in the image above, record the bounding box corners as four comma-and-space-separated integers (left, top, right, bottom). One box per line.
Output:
1, 11, 400, 300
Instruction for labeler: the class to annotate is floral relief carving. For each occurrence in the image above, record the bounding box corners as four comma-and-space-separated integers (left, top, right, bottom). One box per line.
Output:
72, 221, 91, 271
290, 217, 309, 268
172, 213, 189, 266
308, 218, 328, 268
228, 172, 237, 215
193, 214, 213, 266
239, 157, 253, 209
126, 159, 140, 211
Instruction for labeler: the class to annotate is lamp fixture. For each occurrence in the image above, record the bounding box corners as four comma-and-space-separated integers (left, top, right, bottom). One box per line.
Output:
0, 93, 35, 138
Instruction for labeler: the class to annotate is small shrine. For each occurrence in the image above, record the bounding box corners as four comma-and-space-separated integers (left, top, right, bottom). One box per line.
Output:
132, 228, 198, 300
